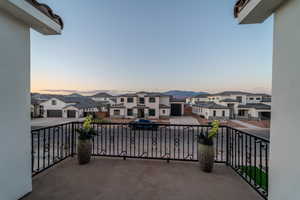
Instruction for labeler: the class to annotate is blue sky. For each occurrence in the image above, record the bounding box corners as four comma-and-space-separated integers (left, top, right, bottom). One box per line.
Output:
31, 0, 273, 94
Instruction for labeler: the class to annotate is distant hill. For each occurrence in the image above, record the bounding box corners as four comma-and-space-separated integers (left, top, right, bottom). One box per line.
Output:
67, 93, 83, 97
163, 90, 208, 99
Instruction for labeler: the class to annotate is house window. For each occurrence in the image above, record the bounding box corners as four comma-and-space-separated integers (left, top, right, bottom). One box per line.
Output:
249, 97, 254, 100
149, 97, 156, 103
222, 110, 225, 117
162, 109, 166, 114
149, 109, 156, 116
127, 97, 134, 103
213, 110, 216, 117
236, 96, 242, 103
127, 109, 133, 116
256, 97, 261, 100
139, 97, 145, 104
113, 109, 120, 116
120, 98, 124, 103
51, 100, 56, 105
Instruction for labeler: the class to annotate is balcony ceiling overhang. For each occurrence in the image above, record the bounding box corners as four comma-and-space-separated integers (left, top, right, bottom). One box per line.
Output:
234, 0, 286, 24
0, 0, 63, 35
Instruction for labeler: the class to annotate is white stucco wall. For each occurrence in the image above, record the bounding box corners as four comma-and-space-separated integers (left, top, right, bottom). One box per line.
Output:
0, 11, 32, 199
40, 98, 67, 117
269, 1, 300, 199
208, 109, 230, 119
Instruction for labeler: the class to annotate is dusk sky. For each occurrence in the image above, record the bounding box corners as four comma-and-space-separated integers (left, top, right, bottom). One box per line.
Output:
31, 0, 273, 94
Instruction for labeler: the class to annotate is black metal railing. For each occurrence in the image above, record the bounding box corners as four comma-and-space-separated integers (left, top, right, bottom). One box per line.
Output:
31, 122, 74, 176
226, 127, 269, 199
72, 122, 228, 162
31, 122, 269, 199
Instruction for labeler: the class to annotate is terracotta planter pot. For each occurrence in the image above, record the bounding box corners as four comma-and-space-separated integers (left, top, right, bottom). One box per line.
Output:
77, 139, 92, 165
198, 142, 214, 172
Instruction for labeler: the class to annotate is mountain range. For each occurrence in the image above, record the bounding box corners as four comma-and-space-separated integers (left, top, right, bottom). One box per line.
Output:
163, 90, 208, 99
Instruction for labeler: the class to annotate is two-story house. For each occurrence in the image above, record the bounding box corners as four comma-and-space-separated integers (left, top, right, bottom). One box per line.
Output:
90, 92, 116, 112
110, 92, 184, 119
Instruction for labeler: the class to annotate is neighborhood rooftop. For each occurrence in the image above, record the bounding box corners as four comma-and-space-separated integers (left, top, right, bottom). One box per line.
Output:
92, 92, 113, 98
238, 103, 271, 110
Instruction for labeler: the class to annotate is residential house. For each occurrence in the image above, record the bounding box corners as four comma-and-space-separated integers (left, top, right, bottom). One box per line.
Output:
41, 96, 98, 118
192, 102, 230, 120
191, 91, 271, 120
91, 92, 116, 112
110, 92, 184, 119
186, 93, 210, 104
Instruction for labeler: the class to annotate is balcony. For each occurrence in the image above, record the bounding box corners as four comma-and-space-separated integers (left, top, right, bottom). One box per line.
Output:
27, 122, 269, 200
24, 158, 262, 200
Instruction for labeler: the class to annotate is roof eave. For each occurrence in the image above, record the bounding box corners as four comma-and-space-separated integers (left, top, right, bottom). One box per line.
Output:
234, 0, 285, 24
0, 0, 62, 35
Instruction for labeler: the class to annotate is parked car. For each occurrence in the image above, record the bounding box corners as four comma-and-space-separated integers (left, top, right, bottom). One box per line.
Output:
129, 119, 159, 130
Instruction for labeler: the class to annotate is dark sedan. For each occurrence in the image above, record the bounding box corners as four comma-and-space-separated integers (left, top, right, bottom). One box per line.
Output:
128, 119, 159, 130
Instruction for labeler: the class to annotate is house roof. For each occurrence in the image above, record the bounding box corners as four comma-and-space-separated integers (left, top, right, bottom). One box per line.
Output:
118, 92, 169, 98
234, 0, 250, 18
50, 95, 97, 109
194, 102, 229, 109
31, 97, 41, 105
25, 0, 63, 29
193, 93, 210, 98
211, 91, 251, 96
220, 98, 240, 103
238, 103, 271, 110
92, 92, 113, 98
247, 93, 271, 97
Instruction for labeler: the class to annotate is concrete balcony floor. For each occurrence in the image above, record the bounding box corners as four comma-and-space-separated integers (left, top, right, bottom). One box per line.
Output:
24, 157, 263, 200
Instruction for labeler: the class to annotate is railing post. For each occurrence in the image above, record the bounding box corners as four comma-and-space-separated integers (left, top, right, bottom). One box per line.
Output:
226, 126, 229, 166
71, 122, 75, 157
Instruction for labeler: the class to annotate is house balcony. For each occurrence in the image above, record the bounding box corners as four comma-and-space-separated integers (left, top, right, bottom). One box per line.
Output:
27, 122, 269, 200
24, 157, 262, 200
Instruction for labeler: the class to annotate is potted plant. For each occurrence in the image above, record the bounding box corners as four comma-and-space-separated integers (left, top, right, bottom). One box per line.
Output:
197, 120, 220, 172
76, 115, 96, 165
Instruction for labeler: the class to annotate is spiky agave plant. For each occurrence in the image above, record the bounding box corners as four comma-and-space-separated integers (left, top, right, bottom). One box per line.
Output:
198, 120, 220, 145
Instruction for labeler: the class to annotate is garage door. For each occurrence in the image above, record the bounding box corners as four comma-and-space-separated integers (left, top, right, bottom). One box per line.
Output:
47, 110, 62, 118
67, 110, 76, 118
171, 104, 182, 116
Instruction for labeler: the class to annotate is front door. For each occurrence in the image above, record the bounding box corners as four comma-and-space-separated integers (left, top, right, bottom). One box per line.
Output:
138, 109, 145, 118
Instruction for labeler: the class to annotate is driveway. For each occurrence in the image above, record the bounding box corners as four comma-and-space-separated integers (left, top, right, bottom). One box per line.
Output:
170, 116, 200, 125
31, 118, 82, 129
